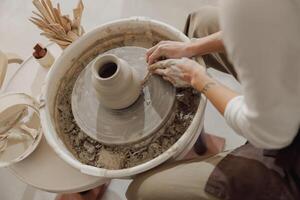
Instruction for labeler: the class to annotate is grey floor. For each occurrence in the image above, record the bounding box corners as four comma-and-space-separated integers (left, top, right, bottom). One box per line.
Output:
0, 0, 245, 199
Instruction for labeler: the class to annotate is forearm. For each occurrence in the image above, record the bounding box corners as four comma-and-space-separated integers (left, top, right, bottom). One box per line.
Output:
187, 31, 225, 57
191, 73, 238, 115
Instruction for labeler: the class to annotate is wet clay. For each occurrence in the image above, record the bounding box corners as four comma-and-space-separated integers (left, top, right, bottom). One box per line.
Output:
73, 47, 177, 145
55, 59, 200, 170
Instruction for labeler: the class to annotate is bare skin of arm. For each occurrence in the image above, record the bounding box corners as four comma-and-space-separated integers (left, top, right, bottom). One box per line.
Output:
147, 31, 238, 115
191, 72, 238, 115
187, 31, 225, 56
147, 31, 225, 64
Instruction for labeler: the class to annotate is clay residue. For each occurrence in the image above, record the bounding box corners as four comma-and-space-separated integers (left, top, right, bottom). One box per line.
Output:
97, 148, 126, 169
56, 83, 199, 169
54, 57, 200, 170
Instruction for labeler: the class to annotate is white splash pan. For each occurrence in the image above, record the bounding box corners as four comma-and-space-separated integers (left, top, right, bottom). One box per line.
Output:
40, 17, 207, 178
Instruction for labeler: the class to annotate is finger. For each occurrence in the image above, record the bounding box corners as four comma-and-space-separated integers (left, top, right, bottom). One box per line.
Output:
162, 76, 176, 85
148, 47, 166, 65
153, 68, 166, 76
148, 60, 169, 71
164, 59, 178, 66
146, 44, 159, 61
148, 59, 179, 72
146, 40, 169, 62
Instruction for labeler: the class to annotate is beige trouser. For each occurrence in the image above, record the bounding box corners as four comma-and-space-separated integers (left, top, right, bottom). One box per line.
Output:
126, 6, 237, 200
126, 152, 230, 200
185, 6, 237, 79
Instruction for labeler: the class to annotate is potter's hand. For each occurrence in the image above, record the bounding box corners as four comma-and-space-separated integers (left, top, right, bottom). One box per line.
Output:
149, 58, 206, 88
146, 41, 192, 65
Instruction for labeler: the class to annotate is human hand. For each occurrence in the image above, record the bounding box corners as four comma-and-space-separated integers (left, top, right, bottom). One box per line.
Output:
146, 41, 193, 65
148, 58, 206, 88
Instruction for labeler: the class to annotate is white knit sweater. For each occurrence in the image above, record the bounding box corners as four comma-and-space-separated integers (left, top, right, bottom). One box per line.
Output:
220, 0, 300, 149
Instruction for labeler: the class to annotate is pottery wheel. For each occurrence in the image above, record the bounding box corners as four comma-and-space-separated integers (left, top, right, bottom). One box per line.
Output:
71, 47, 176, 145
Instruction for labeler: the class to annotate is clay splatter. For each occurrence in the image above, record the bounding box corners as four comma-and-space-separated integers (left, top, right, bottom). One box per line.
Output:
55, 60, 200, 170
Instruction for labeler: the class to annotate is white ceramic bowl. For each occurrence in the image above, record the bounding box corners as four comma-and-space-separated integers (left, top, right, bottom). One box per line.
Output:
40, 17, 207, 178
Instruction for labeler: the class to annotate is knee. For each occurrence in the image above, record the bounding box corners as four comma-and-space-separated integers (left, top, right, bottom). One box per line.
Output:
126, 177, 156, 200
125, 179, 141, 200
126, 171, 175, 200
186, 6, 220, 38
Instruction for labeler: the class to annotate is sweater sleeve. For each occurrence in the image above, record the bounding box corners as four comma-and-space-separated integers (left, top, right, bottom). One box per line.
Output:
224, 95, 299, 149
220, 0, 300, 149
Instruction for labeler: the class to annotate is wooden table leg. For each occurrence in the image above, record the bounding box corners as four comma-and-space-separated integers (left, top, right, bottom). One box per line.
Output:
184, 131, 226, 160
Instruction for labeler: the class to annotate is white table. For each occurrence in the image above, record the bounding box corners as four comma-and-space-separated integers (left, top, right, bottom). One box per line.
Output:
4, 43, 108, 193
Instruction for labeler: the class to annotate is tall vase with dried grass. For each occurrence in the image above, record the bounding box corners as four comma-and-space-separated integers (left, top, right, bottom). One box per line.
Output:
30, 0, 84, 49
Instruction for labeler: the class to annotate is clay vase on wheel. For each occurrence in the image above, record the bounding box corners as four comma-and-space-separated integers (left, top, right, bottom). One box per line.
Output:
91, 54, 142, 109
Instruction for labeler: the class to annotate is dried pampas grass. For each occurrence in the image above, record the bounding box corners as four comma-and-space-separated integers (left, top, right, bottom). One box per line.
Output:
30, 0, 84, 49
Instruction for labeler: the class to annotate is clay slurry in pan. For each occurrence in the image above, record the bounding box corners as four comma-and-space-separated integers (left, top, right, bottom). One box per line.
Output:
71, 47, 176, 145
